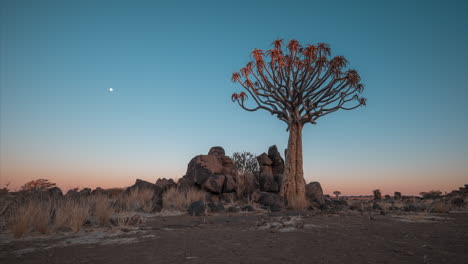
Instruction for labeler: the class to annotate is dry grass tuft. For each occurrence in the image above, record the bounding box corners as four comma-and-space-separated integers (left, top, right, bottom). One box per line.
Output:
430, 201, 450, 213
115, 188, 155, 213
90, 195, 114, 225
8, 199, 52, 238
54, 198, 90, 232
163, 187, 206, 211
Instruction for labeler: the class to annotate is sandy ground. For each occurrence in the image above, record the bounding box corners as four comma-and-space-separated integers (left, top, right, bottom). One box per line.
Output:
1, 211, 467, 264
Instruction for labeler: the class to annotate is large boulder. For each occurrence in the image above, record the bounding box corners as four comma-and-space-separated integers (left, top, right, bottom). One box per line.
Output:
202, 174, 226, 194
181, 147, 238, 194
253, 191, 285, 212
125, 179, 164, 212
305, 182, 324, 206
256, 145, 285, 193
268, 145, 285, 184
208, 146, 225, 157
155, 178, 177, 191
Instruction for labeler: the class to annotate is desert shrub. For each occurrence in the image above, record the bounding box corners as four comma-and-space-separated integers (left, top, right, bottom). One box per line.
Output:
287, 194, 309, 210
402, 203, 427, 212
451, 197, 465, 207
232, 151, 259, 176
429, 201, 449, 213
89, 195, 114, 225
420, 190, 442, 199
163, 187, 206, 211
53, 198, 90, 232
21, 179, 56, 191
373, 189, 382, 200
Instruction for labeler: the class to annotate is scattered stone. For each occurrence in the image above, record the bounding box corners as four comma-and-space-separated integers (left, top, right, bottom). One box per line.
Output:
227, 206, 240, 213
241, 205, 255, 212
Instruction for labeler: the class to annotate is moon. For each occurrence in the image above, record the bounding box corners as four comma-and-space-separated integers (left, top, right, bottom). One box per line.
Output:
109, 88, 114, 92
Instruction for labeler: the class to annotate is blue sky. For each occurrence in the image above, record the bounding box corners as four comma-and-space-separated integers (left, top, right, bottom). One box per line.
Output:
1, 0, 467, 194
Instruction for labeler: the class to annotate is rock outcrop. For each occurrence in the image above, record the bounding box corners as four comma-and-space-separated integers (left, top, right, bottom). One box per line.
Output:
125, 179, 164, 212
305, 182, 324, 206
179, 147, 238, 194
155, 178, 177, 191
256, 145, 285, 193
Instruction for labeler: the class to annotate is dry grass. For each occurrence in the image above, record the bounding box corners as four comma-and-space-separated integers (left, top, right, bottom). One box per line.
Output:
90, 195, 114, 225
54, 198, 90, 232
163, 187, 206, 211
430, 201, 450, 213
287, 194, 309, 210
117, 188, 155, 213
8, 199, 52, 238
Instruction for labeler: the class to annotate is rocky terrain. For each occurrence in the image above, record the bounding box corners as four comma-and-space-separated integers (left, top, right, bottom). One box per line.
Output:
1, 146, 467, 263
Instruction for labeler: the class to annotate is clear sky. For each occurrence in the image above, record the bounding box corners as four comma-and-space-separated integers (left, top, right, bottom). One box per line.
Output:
1, 0, 467, 195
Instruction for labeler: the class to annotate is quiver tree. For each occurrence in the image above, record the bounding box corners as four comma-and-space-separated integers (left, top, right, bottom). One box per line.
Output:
231, 39, 366, 207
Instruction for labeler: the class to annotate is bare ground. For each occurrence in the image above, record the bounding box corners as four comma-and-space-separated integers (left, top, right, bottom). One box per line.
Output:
1, 211, 467, 264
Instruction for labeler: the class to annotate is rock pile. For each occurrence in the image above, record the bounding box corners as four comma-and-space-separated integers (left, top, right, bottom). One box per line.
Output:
256, 145, 284, 193
178, 146, 238, 194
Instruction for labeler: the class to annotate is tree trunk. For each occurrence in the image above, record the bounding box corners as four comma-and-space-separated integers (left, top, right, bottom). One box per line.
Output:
280, 122, 306, 206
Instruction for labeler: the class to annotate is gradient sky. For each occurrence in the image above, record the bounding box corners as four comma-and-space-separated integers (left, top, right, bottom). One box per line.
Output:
1, 0, 467, 195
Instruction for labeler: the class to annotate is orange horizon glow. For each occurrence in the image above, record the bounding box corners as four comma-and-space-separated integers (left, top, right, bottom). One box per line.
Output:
1, 160, 466, 196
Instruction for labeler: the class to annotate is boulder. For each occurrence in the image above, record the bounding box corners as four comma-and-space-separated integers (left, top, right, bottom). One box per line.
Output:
224, 174, 237, 193
305, 182, 324, 206
207, 200, 225, 212
182, 147, 238, 194
253, 191, 284, 212
257, 153, 273, 166
208, 146, 225, 157
155, 178, 177, 191
394, 192, 402, 200
91, 187, 106, 196
48, 187, 63, 197
125, 179, 164, 212
257, 165, 278, 192
256, 145, 285, 193
188, 200, 206, 216
227, 206, 240, 213
268, 145, 285, 184
202, 174, 226, 194
79, 188, 91, 196
241, 205, 255, 212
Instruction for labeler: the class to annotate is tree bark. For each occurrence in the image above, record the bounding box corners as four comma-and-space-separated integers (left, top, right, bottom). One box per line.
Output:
280, 122, 306, 205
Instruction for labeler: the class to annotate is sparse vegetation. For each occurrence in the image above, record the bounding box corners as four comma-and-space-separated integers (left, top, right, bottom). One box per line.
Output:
162, 187, 206, 211
20, 179, 56, 191
333, 191, 341, 198
420, 190, 442, 199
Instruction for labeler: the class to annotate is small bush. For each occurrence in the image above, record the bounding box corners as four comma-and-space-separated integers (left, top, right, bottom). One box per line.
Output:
163, 187, 206, 211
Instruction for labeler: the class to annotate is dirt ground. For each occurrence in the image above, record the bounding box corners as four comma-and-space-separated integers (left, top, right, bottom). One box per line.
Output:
1, 211, 467, 264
